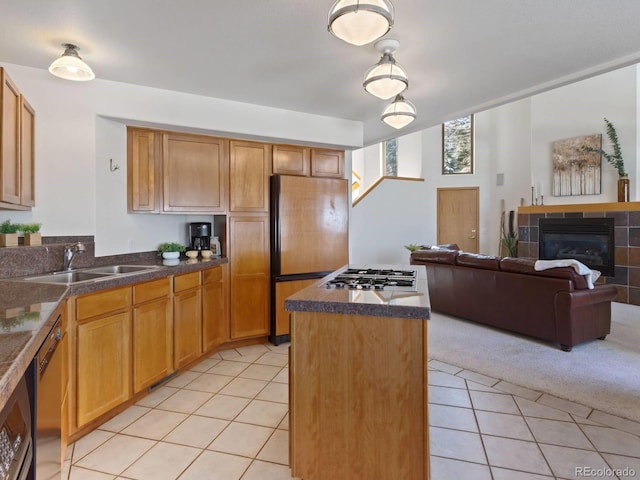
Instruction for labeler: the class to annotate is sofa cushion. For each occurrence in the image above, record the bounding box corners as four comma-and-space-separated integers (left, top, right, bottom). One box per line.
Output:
499, 257, 589, 289
456, 253, 500, 270
411, 248, 459, 265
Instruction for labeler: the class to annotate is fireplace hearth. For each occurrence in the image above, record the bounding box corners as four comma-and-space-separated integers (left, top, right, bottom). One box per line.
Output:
538, 218, 615, 276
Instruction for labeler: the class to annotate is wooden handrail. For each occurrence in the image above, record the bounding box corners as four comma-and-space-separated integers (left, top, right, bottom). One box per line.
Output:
352, 176, 424, 206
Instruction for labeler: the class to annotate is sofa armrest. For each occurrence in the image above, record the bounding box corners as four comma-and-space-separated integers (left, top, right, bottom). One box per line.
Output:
559, 285, 618, 308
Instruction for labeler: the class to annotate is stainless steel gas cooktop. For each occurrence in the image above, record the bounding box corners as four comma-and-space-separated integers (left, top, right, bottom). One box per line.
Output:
324, 267, 417, 291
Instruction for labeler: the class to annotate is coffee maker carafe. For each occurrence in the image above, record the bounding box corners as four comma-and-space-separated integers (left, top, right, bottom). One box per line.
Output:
189, 222, 211, 251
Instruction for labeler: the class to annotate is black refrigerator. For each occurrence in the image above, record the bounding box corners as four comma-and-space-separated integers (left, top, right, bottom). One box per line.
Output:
269, 174, 349, 344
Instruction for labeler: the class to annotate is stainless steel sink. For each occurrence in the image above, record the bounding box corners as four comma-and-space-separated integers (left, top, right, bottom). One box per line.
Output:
21, 271, 114, 284
82, 265, 161, 275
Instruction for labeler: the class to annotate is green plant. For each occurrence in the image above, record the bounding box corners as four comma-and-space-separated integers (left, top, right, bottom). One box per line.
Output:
583, 117, 626, 177
404, 243, 422, 252
0, 220, 20, 234
18, 223, 41, 234
156, 242, 186, 255
501, 209, 518, 257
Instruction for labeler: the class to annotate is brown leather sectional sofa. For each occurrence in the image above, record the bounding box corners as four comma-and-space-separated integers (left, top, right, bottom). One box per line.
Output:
410, 247, 618, 351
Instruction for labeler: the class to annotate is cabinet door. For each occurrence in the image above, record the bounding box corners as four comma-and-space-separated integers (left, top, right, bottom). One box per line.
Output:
310, 149, 344, 178
127, 127, 161, 213
174, 288, 202, 369
77, 312, 132, 427
1, 69, 21, 205
229, 140, 271, 212
273, 144, 310, 176
163, 133, 227, 213
20, 96, 35, 207
133, 297, 173, 393
229, 215, 270, 338
202, 266, 226, 351
274, 278, 318, 338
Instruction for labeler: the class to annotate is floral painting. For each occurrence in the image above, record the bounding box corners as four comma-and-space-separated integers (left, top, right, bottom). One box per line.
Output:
552, 134, 602, 196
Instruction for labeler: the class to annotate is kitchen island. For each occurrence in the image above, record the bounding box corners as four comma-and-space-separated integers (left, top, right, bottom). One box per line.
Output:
285, 265, 431, 480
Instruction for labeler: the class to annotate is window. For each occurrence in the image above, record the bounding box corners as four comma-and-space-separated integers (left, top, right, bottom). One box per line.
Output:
383, 137, 398, 176
442, 115, 473, 174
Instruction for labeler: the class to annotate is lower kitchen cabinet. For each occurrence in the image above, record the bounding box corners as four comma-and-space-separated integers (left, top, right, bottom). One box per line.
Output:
202, 265, 227, 351
76, 311, 132, 427
132, 278, 173, 393
174, 272, 202, 369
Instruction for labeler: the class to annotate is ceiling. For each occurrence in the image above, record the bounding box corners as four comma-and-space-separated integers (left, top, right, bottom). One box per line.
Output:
3, 0, 640, 146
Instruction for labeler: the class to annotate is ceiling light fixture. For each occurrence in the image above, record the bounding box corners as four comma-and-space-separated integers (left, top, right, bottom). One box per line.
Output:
48, 43, 95, 81
381, 94, 417, 129
363, 38, 407, 100
328, 0, 394, 46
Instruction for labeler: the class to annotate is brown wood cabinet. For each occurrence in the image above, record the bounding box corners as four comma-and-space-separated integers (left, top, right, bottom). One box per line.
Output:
132, 278, 173, 393
173, 271, 203, 368
127, 127, 161, 213
229, 140, 271, 212
290, 311, 429, 480
127, 128, 227, 214
310, 148, 344, 178
228, 215, 270, 339
1, 67, 34, 210
202, 265, 227, 351
273, 278, 318, 338
75, 286, 132, 428
273, 144, 345, 179
163, 133, 227, 213
272, 144, 310, 176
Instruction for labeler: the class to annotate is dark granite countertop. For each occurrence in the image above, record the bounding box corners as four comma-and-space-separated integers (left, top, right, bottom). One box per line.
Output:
0, 257, 227, 409
284, 264, 431, 319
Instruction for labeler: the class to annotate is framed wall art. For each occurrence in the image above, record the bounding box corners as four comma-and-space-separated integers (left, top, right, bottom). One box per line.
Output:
552, 134, 602, 196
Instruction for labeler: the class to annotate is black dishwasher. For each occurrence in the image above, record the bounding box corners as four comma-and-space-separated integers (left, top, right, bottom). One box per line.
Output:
34, 316, 62, 480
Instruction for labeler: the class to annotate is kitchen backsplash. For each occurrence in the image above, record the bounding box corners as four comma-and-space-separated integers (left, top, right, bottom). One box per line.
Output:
0, 236, 158, 278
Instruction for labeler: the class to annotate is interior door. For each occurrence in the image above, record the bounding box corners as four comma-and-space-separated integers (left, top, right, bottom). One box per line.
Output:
437, 187, 479, 253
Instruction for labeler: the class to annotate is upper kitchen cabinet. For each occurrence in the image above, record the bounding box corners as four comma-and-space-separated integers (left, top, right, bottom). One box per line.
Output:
127, 127, 227, 214
273, 144, 345, 179
229, 140, 271, 212
163, 133, 227, 213
310, 148, 344, 178
1, 68, 34, 210
272, 144, 310, 176
127, 127, 161, 213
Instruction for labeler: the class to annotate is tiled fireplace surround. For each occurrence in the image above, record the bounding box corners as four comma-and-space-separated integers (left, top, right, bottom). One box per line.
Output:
517, 202, 640, 306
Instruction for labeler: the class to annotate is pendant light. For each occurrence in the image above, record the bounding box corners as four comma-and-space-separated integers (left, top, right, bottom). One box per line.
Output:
48, 43, 95, 81
381, 94, 417, 129
363, 39, 407, 100
328, 0, 394, 46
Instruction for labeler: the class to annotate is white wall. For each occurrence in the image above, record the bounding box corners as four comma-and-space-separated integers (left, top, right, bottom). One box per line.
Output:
351, 64, 639, 261
0, 62, 363, 256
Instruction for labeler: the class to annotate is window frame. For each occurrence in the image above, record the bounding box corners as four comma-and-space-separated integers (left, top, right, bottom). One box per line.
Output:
442, 114, 474, 175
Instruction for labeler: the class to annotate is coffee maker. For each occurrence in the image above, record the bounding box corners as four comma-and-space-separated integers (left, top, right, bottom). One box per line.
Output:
188, 222, 211, 251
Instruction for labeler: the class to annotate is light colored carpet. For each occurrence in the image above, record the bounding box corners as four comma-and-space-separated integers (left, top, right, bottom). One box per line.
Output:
428, 302, 640, 423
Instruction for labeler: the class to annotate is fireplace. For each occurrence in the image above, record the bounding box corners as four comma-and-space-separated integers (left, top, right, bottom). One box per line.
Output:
538, 217, 615, 276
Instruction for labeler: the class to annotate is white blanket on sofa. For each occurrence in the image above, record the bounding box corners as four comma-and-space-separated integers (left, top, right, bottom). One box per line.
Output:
534, 259, 601, 289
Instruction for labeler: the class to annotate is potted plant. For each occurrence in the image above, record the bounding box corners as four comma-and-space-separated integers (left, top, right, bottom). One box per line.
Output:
0, 220, 19, 247
19, 222, 42, 246
583, 118, 628, 201
157, 242, 186, 259
404, 244, 422, 253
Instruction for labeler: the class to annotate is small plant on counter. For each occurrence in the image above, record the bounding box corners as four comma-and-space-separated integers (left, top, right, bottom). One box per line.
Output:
157, 242, 186, 259
18, 222, 41, 234
0, 220, 19, 247
18, 222, 42, 246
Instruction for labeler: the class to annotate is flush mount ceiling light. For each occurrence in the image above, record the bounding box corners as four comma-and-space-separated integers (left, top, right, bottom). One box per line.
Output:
328, 0, 394, 46
363, 38, 407, 100
381, 94, 417, 129
48, 43, 95, 81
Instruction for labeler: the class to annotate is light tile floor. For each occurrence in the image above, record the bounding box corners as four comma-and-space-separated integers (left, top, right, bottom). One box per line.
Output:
64, 343, 640, 480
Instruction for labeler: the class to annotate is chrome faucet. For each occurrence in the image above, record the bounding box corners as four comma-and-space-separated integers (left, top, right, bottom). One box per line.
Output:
63, 242, 86, 271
